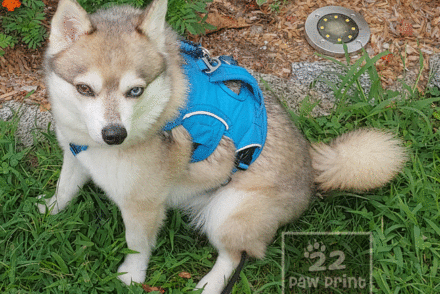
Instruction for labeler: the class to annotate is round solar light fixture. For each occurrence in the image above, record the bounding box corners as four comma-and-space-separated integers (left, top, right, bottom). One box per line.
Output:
305, 6, 370, 57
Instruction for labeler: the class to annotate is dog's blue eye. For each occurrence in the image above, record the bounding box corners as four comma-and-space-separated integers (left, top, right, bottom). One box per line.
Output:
127, 87, 144, 98
76, 84, 95, 97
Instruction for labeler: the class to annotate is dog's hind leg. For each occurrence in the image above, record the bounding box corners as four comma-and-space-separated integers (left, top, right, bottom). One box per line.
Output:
37, 151, 90, 215
195, 249, 240, 293
194, 187, 288, 293
194, 183, 311, 293
193, 187, 248, 293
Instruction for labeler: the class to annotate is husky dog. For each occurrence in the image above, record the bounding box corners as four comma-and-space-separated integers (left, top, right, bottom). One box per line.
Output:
39, 0, 406, 292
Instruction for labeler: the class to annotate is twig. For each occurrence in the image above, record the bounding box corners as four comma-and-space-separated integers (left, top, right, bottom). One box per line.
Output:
0, 91, 19, 100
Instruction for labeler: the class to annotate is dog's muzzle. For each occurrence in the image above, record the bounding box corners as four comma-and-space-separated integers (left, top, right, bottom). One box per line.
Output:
102, 124, 127, 145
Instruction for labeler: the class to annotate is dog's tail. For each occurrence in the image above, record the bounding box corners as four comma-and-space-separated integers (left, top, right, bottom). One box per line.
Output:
310, 129, 407, 191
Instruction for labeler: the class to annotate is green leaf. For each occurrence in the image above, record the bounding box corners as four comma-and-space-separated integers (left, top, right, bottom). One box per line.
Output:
51, 252, 69, 274
185, 23, 197, 35
240, 271, 252, 294
425, 218, 440, 237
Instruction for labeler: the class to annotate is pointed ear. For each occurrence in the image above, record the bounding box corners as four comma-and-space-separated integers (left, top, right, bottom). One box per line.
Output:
138, 0, 168, 52
48, 0, 93, 55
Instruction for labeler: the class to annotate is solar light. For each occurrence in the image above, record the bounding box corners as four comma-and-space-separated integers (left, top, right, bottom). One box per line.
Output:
305, 6, 370, 57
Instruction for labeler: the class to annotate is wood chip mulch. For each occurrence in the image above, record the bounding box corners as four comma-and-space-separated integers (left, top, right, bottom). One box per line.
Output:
194, 0, 440, 88
1, 0, 439, 111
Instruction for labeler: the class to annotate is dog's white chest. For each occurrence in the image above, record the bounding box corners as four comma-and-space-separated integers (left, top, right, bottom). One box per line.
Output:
75, 149, 138, 200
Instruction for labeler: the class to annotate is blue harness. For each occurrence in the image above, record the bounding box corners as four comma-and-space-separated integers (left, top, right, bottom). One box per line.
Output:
70, 41, 267, 171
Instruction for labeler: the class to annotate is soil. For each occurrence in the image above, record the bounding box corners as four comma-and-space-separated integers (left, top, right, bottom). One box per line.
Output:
1, 0, 439, 111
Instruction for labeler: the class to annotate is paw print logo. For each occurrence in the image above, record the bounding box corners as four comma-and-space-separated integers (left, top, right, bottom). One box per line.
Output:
304, 241, 326, 258
303, 241, 346, 272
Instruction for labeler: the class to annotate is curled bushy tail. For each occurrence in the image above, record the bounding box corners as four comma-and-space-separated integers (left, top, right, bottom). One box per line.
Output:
310, 129, 407, 191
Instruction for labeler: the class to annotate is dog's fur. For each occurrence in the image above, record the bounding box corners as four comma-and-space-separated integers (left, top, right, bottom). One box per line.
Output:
38, 0, 407, 292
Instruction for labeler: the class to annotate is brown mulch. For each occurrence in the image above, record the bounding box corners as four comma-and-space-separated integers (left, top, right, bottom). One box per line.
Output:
194, 0, 440, 85
1, 0, 439, 110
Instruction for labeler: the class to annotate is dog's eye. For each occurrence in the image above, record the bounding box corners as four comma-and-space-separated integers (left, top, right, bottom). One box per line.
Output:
126, 87, 144, 98
76, 84, 95, 97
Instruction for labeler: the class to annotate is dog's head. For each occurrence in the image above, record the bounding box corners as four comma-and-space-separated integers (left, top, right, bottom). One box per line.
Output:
45, 0, 185, 147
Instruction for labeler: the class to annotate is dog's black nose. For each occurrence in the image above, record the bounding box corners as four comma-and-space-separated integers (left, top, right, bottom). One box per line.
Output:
102, 124, 127, 145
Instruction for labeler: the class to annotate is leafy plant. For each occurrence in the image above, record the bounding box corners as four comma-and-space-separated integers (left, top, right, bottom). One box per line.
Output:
0, 0, 214, 54
1, 0, 47, 50
167, 0, 215, 35
0, 32, 17, 56
76, 0, 148, 13
256, 0, 286, 12
77, 0, 215, 36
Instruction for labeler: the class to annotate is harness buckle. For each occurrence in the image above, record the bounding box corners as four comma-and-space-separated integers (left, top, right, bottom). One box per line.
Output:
202, 56, 221, 74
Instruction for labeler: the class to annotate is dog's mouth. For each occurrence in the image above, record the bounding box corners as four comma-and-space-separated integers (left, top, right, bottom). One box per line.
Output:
101, 124, 127, 145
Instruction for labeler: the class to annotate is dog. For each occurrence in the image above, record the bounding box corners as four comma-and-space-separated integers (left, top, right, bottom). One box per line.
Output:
38, 0, 407, 292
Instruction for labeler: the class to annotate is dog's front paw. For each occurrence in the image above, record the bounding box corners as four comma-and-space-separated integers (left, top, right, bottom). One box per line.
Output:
117, 258, 147, 285
36, 195, 60, 215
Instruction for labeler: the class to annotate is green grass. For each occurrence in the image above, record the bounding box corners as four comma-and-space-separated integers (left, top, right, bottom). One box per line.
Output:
1, 48, 440, 293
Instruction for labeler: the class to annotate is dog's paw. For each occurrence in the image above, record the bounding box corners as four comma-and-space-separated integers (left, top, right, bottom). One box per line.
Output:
36, 195, 60, 215
117, 259, 147, 286
194, 276, 224, 294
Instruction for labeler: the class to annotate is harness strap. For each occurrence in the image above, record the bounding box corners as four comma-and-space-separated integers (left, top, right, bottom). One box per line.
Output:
208, 65, 264, 106
220, 251, 248, 294
69, 143, 88, 156
180, 40, 204, 58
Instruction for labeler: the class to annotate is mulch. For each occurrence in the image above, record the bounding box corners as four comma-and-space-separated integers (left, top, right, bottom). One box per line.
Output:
1, 0, 439, 110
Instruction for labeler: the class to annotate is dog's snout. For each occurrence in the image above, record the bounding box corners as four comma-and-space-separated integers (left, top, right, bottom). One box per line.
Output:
102, 124, 127, 145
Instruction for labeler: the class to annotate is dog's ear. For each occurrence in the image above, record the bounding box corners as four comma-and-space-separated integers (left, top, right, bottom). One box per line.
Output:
48, 0, 93, 55
138, 0, 168, 52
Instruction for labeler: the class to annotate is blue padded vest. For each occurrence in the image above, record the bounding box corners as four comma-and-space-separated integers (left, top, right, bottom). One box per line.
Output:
163, 41, 267, 171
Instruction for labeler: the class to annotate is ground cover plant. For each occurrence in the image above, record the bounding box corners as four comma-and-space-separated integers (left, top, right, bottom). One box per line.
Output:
0, 0, 47, 55
0, 0, 213, 56
1, 47, 439, 294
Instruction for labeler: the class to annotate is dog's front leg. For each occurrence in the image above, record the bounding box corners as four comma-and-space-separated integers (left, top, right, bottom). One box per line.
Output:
117, 199, 166, 285
37, 151, 89, 214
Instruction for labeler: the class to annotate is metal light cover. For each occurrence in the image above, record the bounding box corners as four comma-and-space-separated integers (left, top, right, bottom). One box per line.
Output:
305, 6, 370, 57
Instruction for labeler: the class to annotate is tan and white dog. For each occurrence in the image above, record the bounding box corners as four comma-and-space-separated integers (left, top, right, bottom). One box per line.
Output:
38, 0, 407, 292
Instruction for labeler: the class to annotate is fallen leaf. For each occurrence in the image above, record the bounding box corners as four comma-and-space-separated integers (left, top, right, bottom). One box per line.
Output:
142, 284, 165, 293
0, 90, 19, 100
202, 13, 250, 34
39, 102, 51, 112
178, 271, 192, 279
